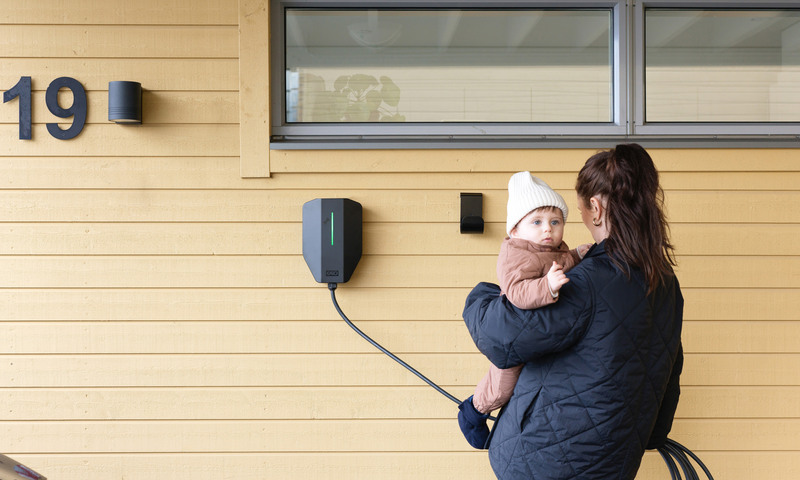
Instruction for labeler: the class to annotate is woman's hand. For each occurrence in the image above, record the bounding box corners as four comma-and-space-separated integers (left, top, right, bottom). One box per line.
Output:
547, 261, 569, 297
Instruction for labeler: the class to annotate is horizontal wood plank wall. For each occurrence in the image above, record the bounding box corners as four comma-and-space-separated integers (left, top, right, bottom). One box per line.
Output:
1, 1, 799, 479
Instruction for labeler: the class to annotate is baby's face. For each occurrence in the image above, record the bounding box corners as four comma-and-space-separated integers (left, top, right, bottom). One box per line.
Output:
510, 208, 565, 247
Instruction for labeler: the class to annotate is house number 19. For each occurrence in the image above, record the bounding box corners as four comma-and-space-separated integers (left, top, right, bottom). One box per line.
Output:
3, 76, 88, 140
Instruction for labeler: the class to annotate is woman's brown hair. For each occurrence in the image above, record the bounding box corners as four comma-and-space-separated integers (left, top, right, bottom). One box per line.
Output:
575, 143, 676, 292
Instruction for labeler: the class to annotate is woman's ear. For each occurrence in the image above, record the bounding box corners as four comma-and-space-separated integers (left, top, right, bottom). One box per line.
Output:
589, 196, 606, 226
590, 196, 606, 216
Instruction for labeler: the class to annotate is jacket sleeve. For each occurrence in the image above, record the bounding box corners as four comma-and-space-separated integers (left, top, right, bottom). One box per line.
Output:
504, 275, 556, 310
646, 343, 683, 449
497, 241, 555, 310
463, 269, 592, 369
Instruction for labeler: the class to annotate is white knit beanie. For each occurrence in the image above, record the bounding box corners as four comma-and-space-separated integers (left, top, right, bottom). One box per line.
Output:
506, 171, 569, 235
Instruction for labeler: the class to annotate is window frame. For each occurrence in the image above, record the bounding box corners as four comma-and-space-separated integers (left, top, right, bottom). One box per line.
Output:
269, 0, 800, 148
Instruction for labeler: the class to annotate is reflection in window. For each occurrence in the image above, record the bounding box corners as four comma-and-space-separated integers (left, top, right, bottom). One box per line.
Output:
285, 9, 612, 123
646, 9, 800, 122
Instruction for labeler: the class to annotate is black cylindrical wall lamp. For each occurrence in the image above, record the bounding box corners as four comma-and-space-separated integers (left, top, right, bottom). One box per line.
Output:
108, 81, 142, 124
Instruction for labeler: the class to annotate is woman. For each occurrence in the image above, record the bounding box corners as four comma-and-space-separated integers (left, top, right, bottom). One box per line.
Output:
463, 144, 683, 479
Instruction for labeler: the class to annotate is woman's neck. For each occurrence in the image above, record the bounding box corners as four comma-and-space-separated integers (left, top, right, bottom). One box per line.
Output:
591, 224, 609, 244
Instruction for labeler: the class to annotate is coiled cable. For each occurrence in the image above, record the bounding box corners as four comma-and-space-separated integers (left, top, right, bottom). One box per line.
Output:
657, 438, 714, 480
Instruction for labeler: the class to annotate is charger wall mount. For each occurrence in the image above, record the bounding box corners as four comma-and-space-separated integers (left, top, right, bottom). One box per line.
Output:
302, 198, 363, 284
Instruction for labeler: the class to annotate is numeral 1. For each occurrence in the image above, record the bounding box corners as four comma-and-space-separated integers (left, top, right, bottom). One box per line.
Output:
3, 76, 32, 140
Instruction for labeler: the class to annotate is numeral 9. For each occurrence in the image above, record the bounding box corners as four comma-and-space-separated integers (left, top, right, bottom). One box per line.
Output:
46, 77, 87, 140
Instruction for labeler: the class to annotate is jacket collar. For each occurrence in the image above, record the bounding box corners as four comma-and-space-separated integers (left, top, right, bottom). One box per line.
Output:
585, 239, 607, 258
505, 237, 570, 254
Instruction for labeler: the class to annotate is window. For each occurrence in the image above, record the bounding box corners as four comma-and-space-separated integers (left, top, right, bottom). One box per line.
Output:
635, 2, 800, 136
270, 1, 800, 147
285, 9, 613, 123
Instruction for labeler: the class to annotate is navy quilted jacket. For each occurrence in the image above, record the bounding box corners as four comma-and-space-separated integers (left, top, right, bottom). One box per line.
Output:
463, 241, 683, 479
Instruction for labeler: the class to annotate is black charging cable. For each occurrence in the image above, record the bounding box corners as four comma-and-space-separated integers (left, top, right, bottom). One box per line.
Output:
329, 283, 712, 469
328, 282, 464, 405
656, 438, 714, 480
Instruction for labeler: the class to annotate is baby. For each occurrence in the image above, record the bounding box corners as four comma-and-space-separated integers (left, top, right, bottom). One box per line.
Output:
458, 171, 590, 449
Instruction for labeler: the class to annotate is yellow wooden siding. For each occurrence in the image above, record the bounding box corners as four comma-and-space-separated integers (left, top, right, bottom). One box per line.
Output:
1, 1, 798, 479
238, 0, 270, 177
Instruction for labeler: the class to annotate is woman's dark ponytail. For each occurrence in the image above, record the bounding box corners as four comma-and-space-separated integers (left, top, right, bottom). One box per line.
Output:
576, 144, 676, 292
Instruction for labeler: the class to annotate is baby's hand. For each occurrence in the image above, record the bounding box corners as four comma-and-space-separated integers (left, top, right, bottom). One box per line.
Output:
577, 243, 592, 259
547, 261, 569, 295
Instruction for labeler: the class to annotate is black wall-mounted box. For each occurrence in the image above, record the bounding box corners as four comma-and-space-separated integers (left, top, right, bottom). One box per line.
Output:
302, 198, 363, 284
